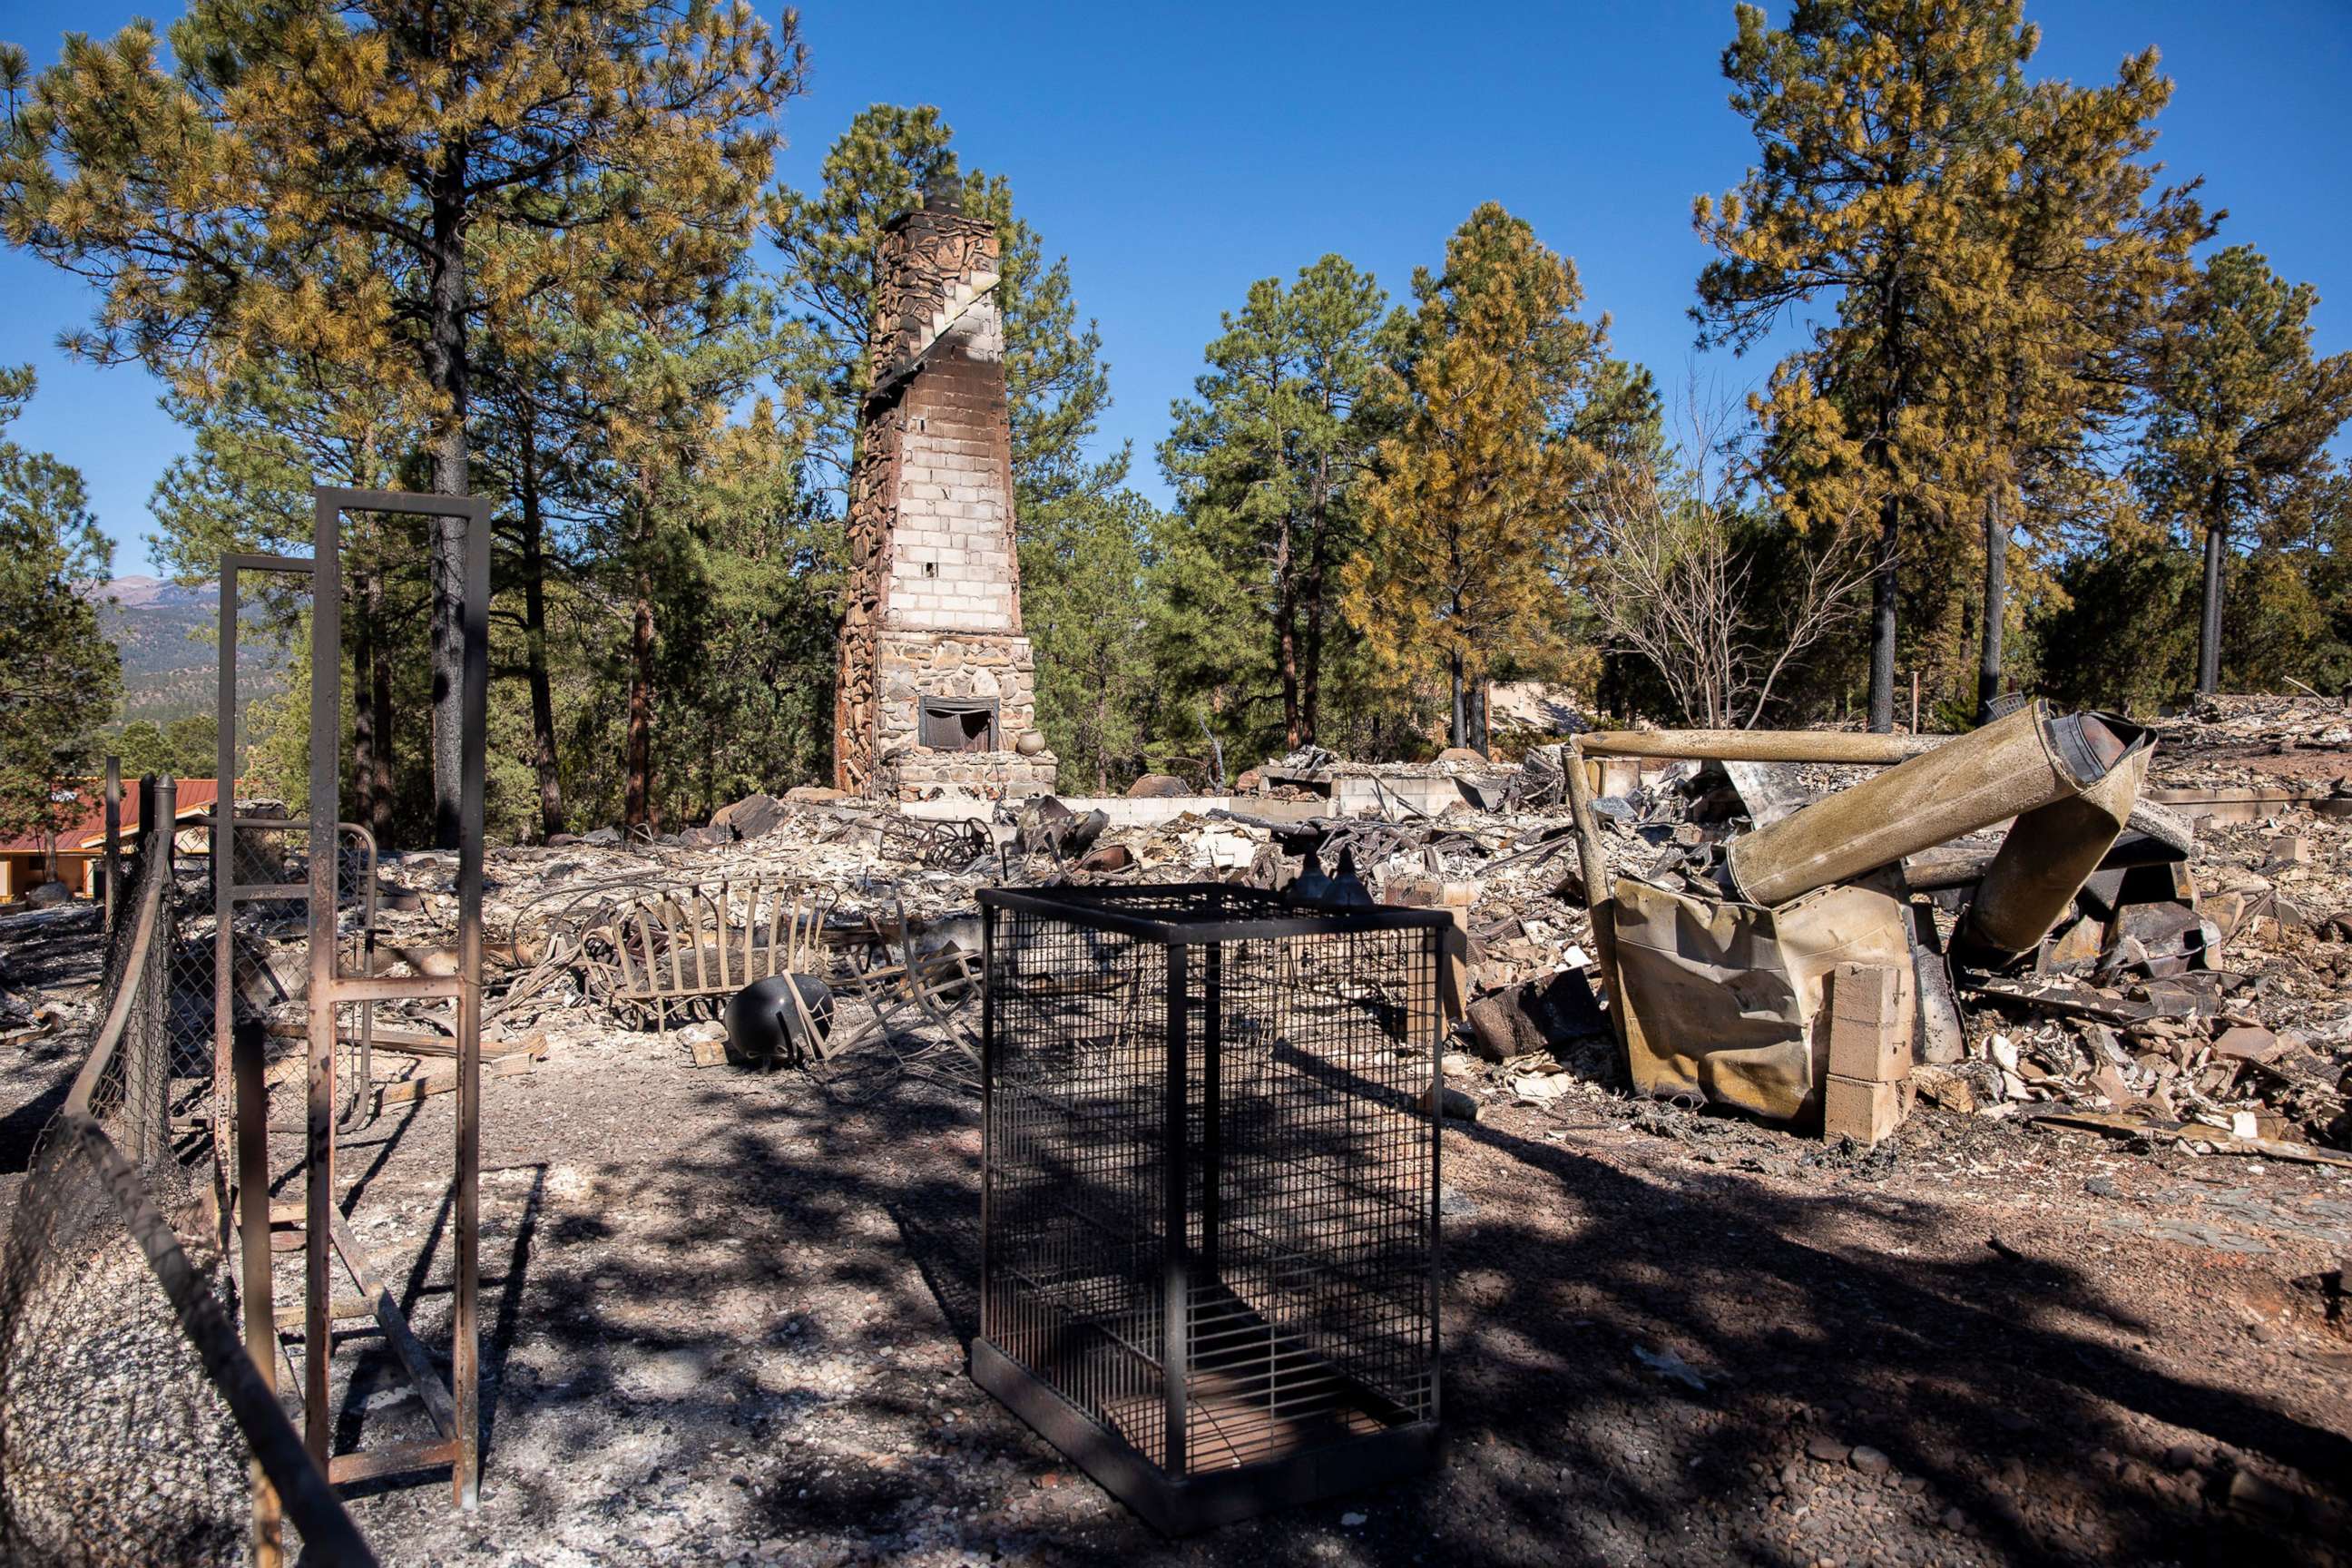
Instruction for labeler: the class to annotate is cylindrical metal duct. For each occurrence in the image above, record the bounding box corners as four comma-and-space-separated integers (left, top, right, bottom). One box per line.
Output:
1723, 702, 2134, 907
1578, 730, 1944, 765
1953, 737, 2152, 966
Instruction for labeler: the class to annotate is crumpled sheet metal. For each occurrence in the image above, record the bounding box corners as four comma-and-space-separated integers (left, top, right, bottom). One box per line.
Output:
1724, 701, 2132, 907
1612, 877, 1916, 1123
1954, 731, 2154, 967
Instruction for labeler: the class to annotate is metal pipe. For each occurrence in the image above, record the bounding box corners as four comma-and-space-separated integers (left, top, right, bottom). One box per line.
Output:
1162, 941, 1190, 1478
215, 558, 240, 1171
1722, 703, 2132, 907
1576, 729, 1945, 765
304, 496, 340, 1470
1955, 738, 2153, 966
452, 483, 489, 1510
103, 755, 120, 929
234, 1022, 284, 1567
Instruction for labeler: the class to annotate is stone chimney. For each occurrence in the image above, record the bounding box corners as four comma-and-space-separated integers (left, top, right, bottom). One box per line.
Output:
833, 182, 1057, 799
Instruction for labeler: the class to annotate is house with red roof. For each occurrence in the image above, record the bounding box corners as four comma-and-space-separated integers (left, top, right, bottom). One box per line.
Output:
0, 778, 220, 902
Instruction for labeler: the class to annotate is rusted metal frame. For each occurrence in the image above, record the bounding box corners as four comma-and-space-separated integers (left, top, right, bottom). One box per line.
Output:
301, 487, 490, 1511
326, 1203, 459, 1440
328, 1439, 462, 1486
234, 1020, 284, 1566
219, 551, 303, 1561
303, 508, 339, 1475
452, 485, 490, 1511
218, 554, 314, 1216
68, 1112, 377, 1566
1161, 938, 1190, 1477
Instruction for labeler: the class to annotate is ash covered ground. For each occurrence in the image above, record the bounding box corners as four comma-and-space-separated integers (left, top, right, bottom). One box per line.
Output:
3, 696, 2349, 1566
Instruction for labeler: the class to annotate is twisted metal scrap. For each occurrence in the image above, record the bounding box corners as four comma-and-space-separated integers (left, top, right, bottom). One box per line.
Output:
571, 878, 836, 1034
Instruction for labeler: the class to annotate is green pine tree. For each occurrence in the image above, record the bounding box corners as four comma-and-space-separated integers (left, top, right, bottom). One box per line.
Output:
0, 366, 120, 843
1158, 256, 1390, 755
2137, 245, 2352, 692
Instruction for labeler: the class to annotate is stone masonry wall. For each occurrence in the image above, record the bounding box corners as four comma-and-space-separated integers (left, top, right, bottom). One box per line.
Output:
833, 198, 1057, 799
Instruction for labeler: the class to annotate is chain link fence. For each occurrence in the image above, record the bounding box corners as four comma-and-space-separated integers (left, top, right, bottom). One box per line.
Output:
0, 789, 375, 1566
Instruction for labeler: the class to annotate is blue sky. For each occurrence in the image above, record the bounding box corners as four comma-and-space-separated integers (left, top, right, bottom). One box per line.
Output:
3, 0, 2347, 577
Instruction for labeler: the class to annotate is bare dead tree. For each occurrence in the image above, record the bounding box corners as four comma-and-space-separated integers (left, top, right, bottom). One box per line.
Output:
1573, 392, 1873, 729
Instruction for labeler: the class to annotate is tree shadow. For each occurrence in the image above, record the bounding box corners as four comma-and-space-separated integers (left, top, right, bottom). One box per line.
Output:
324, 1044, 2350, 1567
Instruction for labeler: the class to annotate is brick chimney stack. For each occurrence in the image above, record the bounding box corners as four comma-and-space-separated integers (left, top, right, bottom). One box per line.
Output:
832, 184, 1057, 799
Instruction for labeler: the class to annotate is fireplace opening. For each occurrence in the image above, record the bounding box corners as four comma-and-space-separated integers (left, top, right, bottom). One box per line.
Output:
919, 697, 999, 752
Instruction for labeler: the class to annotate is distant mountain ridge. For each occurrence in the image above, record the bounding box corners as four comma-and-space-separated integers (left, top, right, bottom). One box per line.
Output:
88, 576, 288, 725
102, 574, 214, 611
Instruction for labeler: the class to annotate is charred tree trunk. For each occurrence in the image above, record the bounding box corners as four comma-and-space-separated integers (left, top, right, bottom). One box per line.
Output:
367, 570, 394, 848
1976, 486, 2007, 723
2197, 485, 2227, 695
515, 446, 566, 839
1867, 496, 1900, 732
623, 505, 658, 838
1275, 537, 1301, 751
1300, 456, 1330, 747
350, 566, 377, 836
1449, 648, 1466, 750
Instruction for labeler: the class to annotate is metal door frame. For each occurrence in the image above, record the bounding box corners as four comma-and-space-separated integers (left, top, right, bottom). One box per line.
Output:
216, 486, 492, 1545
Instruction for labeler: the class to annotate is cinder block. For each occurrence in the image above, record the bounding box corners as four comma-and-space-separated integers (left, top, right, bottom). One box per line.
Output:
1826, 962, 1909, 1083
1822, 1074, 1906, 1144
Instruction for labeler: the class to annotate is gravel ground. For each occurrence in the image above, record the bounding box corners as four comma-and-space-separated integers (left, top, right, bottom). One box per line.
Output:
283, 1014, 2352, 1568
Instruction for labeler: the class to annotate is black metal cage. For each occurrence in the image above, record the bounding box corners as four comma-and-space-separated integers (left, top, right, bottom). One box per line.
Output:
975, 884, 1446, 1534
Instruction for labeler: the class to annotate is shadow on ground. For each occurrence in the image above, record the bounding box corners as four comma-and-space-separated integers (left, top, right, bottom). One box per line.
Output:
323, 1042, 2349, 1568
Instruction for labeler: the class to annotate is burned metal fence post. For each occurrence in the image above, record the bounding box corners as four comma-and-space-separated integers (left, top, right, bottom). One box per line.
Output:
974, 885, 1446, 1534
103, 755, 121, 930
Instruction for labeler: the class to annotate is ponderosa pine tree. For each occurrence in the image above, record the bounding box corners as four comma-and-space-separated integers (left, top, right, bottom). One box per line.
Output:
1023, 490, 1162, 792
1342, 205, 1641, 750
1159, 256, 1389, 750
0, 4, 800, 843
1948, 48, 2205, 720
0, 367, 119, 844
1695, 0, 2037, 731
149, 354, 421, 839
582, 277, 793, 835
2138, 245, 2352, 693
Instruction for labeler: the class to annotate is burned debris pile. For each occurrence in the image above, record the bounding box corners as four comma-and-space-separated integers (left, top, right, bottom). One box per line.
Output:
238, 694, 2351, 1177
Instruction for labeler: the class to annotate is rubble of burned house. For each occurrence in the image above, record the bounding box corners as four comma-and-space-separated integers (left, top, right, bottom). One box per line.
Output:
43, 684, 2322, 1175
223, 691, 2347, 1178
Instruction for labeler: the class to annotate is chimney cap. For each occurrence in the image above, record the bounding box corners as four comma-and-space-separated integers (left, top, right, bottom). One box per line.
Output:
921, 168, 964, 216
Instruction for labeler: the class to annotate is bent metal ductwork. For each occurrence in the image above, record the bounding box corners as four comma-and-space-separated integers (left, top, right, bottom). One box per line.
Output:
1721, 701, 2148, 910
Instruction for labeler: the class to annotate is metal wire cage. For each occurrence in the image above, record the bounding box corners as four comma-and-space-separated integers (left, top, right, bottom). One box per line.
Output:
975, 884, 1446, 1534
